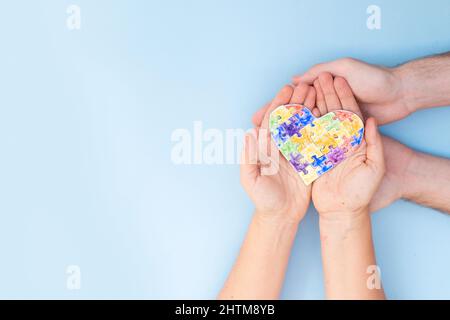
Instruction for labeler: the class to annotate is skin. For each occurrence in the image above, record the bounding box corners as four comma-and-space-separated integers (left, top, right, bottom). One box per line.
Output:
293, 53, 450, 214
373, 137, 450, 214
220, 52, 450, 300
293, 53, 450, 125
399, 151, 450, 214
251, 87, 414, 213
218, 84, 316, 299
311, 74, 386, 299
293, 58, 407, 124
221, 77, 386, 299
311, 74, 385, 217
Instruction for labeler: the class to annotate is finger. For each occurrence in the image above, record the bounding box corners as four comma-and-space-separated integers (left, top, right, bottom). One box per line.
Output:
258, 126, 277, 168
252, 102, 271, 127
260, 139, 280, 177
290, 83, 309, 104
314, 79, 327, 116
240, 128, 260, 187
259, 85, 293, 166
364, 118, 385, 173
312, 108, 321, 117
304, 87, 316, 110
318, 73, 341, 111
334, 77, 363, 119
292, 60, 346, 84
261, 85, 294, 130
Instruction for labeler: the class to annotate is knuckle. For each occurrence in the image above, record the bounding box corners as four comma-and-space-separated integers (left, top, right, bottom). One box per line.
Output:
318, 72, 333, 82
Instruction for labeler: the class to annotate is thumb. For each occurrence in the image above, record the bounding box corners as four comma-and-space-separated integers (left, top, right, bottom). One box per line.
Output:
240, 128, 260, 187
364, 117, 385, 172
252, 102, 271, 127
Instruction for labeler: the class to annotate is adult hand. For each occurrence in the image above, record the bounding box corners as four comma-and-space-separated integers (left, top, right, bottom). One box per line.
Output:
369, 136, 415, 212
293, 58, 410, 125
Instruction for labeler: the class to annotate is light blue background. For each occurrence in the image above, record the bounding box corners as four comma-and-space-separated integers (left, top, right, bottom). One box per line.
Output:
0, 0, 449, 299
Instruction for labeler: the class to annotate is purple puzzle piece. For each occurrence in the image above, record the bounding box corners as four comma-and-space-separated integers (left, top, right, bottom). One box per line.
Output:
326, 146, 347, 165
289, 153, 309, 175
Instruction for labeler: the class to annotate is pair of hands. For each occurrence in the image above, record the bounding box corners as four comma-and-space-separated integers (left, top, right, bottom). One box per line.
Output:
241, 72, 386, 225
241, 59, 413, 223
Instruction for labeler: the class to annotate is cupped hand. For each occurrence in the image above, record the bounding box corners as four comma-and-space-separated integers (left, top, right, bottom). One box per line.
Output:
241, 84, 316, 224
309, 73, 385, 219
293, 58, 410, 125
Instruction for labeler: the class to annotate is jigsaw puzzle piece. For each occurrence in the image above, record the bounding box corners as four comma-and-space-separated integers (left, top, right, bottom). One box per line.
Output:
342, 116, 363, 136
297, 107, 315, 127
324, 114, 342, 132
309, 121, 327, 141
339, 135, 353, 151
301, 143, 323, 163
269, 116, 281, 130
299, 166, 319, 185
333, 111, 354, 122
272, 106, 293, 123
311, 154, 333, 175
351, 127, 364, 147
291, 131, 312, 151
281, 113, 307, 137
279, 140, 298, 159
270, 126, 289, 146
311, 132, 338, 154
288, 152, 309, 175
326, 145, 347, 165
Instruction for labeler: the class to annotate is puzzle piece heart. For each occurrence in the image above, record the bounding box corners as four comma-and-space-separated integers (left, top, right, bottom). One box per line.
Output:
269, 104, 364, 185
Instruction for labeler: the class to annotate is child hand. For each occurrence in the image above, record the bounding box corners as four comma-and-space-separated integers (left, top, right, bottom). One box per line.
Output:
241, 84, 316, 224
310, 73, 385, 220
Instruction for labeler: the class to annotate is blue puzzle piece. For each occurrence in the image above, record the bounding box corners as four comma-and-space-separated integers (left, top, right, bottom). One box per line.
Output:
311, 154, 333, 175
298, 109, 315, 127
272, 126, 288, 145
351, 127, 364, 146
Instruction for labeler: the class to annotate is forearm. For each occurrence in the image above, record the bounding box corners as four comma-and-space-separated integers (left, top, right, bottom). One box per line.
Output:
394, 52, 450, 112
319, 212, 385, 300
218, 213, 298, 300
402, 151, 450, 214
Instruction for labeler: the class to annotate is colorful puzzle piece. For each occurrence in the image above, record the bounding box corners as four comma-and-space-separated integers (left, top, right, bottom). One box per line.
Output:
269, 104, 364, 185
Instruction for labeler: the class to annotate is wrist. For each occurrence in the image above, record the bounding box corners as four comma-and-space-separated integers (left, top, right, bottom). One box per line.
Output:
251, 212, 299, 247
318, 207, 370, 235
381, 136, 417, 202
253, 209, 302, 228
392, 65, 418, 115
400, 150, 426, 202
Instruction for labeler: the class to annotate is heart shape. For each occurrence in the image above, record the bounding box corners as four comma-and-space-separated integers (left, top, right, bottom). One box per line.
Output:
269, 104, 364, 185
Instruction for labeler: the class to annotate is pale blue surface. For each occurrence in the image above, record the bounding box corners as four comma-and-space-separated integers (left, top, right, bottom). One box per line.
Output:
0, 0, 449, 299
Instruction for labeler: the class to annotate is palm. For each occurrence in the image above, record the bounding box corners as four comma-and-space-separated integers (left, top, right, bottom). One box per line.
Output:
251, 138, 311, 222
312, 144, 374, 215
242, 84, 317, 222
